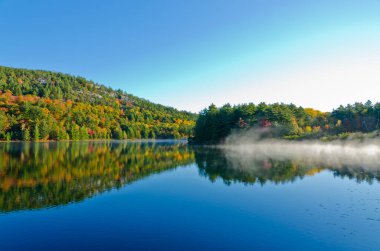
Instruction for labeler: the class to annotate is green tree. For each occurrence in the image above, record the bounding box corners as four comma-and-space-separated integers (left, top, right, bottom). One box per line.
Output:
22, 126, 31, 141
33, 122, 40, 141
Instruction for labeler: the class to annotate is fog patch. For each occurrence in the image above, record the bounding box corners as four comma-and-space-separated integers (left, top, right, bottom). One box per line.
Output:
219, 129, 380, 170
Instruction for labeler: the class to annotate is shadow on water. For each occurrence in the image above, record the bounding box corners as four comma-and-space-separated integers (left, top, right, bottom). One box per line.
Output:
1, 141, 380, 213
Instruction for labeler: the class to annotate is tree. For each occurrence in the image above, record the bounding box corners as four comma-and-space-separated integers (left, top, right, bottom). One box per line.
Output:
112, 126, 123, 140
80, 126, 89, 140
0, 111, 10, 139
33, 122, 40, 141
22, 125, 31, 141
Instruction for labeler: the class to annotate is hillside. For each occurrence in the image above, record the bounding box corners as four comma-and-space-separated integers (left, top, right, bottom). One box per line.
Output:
0, 66, 196, 141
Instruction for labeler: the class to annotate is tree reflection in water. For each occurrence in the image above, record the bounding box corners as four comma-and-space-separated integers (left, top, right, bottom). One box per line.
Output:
0, 141, 194, 212
1, 142, 379, 213
195, 146, 380, 186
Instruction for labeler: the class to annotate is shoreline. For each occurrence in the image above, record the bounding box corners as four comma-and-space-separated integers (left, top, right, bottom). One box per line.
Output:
0, 138, 189, 143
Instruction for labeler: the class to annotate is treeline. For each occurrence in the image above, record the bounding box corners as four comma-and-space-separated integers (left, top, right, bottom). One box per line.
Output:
0, 66, 196, 141
192, 101, 380, 143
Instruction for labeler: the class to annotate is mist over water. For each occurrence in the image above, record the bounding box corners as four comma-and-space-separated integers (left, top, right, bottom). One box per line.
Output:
220, 129, 380, 170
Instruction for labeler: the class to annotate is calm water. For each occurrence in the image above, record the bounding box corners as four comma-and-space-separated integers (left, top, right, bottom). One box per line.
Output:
0, 141, 379, 251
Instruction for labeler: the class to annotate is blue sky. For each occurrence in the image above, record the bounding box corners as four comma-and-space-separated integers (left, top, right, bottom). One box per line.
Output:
1, 0, 380, 112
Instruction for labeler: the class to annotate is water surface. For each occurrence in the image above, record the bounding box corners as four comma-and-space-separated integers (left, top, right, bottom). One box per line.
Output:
0, 141, 379, 251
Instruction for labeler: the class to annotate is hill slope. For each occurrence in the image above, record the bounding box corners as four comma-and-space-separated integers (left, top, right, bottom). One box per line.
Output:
0, 66, 196, 140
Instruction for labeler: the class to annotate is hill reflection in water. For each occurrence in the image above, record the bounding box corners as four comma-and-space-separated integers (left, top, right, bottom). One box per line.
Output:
0, 141, 194, 212
1, 141, 379, 213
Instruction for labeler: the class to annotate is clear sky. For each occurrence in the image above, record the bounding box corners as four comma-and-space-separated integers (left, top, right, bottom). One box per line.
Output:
1, 0, 380, 112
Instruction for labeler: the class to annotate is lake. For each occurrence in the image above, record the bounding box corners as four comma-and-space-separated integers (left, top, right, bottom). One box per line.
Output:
0, 141, 379, 251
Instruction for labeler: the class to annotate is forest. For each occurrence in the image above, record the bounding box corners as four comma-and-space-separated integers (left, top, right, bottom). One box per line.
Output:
192, 101, 380, 143
1, 65, 379, 143
0, 66, 196, 141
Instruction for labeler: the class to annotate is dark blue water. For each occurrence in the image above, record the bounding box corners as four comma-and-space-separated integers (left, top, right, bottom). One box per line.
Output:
0, 141, 379, 251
